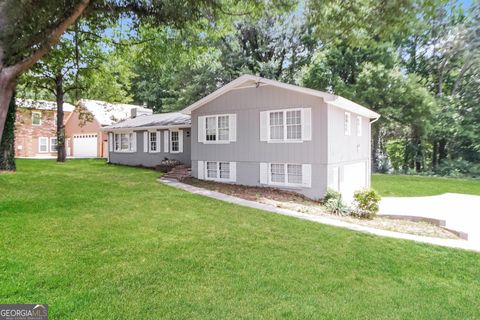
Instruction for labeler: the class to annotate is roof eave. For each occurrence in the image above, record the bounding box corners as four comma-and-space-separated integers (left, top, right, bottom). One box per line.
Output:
101, 124, 191, 132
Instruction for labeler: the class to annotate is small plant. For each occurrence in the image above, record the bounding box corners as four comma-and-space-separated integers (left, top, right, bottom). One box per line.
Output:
352, 189, 381, 219
323, 189, 349, 216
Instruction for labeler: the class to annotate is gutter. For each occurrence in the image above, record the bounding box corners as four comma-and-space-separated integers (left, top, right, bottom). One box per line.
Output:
100, 124, 191, 132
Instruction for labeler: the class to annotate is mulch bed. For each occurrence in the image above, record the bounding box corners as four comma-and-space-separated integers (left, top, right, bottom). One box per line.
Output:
182, 177, 317, 203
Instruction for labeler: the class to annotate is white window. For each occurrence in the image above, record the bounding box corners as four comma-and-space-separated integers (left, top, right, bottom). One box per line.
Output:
219, 162, 230, 180
287, 164, 302, 184
356, 116, 362, 136
171, 131, 179, 152
114, 133, 135, 152
268, 109, 303, 141
204, 161, 235, 182
50, 137, 58, 152
206, 116, 216, 141
270, 164, 285, 183
206, 161, 217, 179
218, 116, 229, 141
286, 110, 302, 140
205, 115, 230, 142
38, 137, 48, 153
198, 114, 236, 144
32, 112, 42, 125
268, 163, 306, 187
344, 112, 351, 135
269, 112, 284, 140
149, 132, 157, 152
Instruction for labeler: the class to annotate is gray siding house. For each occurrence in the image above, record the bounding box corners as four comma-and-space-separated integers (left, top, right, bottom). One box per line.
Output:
105, 112, 191, 167
104, 75, 380, 201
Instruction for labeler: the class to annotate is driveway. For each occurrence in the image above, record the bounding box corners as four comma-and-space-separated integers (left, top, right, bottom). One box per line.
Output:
380, 193, 480, 248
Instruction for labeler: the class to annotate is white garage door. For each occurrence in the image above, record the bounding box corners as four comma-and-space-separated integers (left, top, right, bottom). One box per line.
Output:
73, 133, 98, 158
341, 161, 366, 203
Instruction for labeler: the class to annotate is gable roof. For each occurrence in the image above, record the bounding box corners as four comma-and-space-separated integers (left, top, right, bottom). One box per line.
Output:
181, 75, 380, 119
102, 112, 191, 131
77, 99, 153, 126
16, 98, 75, 112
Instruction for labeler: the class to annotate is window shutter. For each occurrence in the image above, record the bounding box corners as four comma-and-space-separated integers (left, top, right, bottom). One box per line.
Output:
230, 162, 236, 182
156, 131, 161, 152
164, 131, 169, 152
302, 164, 312, 188
178, 130, 184, 152
198, 161, 205, 179
259, 162, 268, 184
108, 133, 113, 152
260, 112, 268, 141
302, 108, 312, 141
143, 132, 148, 152
198, 116, 206, 143
131, 132, 137, 152
229, 114, 237, 142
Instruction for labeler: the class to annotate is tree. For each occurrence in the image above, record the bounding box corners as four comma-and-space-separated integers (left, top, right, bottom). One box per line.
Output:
0, 0, 225, 143
0, 92, 16, 171
21, 25, 104, 162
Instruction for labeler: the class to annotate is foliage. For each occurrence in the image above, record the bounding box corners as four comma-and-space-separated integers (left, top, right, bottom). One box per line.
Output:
352, 189, 381, 219
323, 188, 349, 215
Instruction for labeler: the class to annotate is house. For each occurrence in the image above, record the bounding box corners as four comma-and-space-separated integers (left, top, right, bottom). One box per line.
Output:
104, 112, 191, 166
65, 99, 152, 158
14, 98, 153, 158
15, 98, 75, 158
103, 75, 380, 201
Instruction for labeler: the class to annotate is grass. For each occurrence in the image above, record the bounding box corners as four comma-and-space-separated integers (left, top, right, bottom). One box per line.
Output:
372, 174, 480, 197
1, 159, 479, 319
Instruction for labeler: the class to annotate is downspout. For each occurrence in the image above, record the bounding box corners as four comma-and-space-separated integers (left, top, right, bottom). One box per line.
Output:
368, 116, 380, 187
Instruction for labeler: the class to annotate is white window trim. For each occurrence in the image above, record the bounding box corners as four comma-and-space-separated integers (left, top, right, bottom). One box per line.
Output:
49, 137, 58, 153
113, 131, 136, 153
204, 161, 235, 182
32, 112, 42, 126
38, 137, 48, 153
356, 116, 362, 136
148, 130, 160, 153
170, 129, 181, 153
267, 108, 303, 143
267, 163, 304, 188
204, 114, 231, 144
344, 112, 351, 136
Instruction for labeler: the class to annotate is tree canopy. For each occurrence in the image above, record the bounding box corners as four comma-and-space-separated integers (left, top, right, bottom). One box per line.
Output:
2, 0, 479, 176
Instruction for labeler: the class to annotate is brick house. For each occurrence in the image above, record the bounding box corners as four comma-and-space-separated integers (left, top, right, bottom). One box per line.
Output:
15, 98, 74, 158
15, 98, 153, 158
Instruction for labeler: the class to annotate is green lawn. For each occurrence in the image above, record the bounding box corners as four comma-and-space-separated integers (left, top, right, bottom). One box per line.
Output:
372, 174, 480, 197
1, 160, 479, 319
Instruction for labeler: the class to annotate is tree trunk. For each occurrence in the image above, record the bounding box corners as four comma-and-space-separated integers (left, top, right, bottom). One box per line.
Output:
55, 75, 67, 162
0, 91, 16, 171
432, 140, 438, 170
0, 71, 16, 144
438, 138, 447, 162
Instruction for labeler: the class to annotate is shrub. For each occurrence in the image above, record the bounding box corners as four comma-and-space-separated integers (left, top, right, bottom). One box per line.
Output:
352, 189, 381, 219
323, 189, 350, 216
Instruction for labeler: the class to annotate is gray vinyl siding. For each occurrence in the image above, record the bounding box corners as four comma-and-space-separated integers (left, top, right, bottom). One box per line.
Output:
326, 104, 372, 188
109, 128, 191, 167
191, 85, 329, 199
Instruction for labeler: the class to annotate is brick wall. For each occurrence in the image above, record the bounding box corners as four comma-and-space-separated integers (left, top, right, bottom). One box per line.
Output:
15, 108, 72, 158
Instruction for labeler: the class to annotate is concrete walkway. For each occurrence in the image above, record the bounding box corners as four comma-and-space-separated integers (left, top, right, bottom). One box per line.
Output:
380, 193, 480, 249
159, 178, 480, 252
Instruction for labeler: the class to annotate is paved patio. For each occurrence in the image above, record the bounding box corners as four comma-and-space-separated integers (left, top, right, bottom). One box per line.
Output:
380, 193, 480, 248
